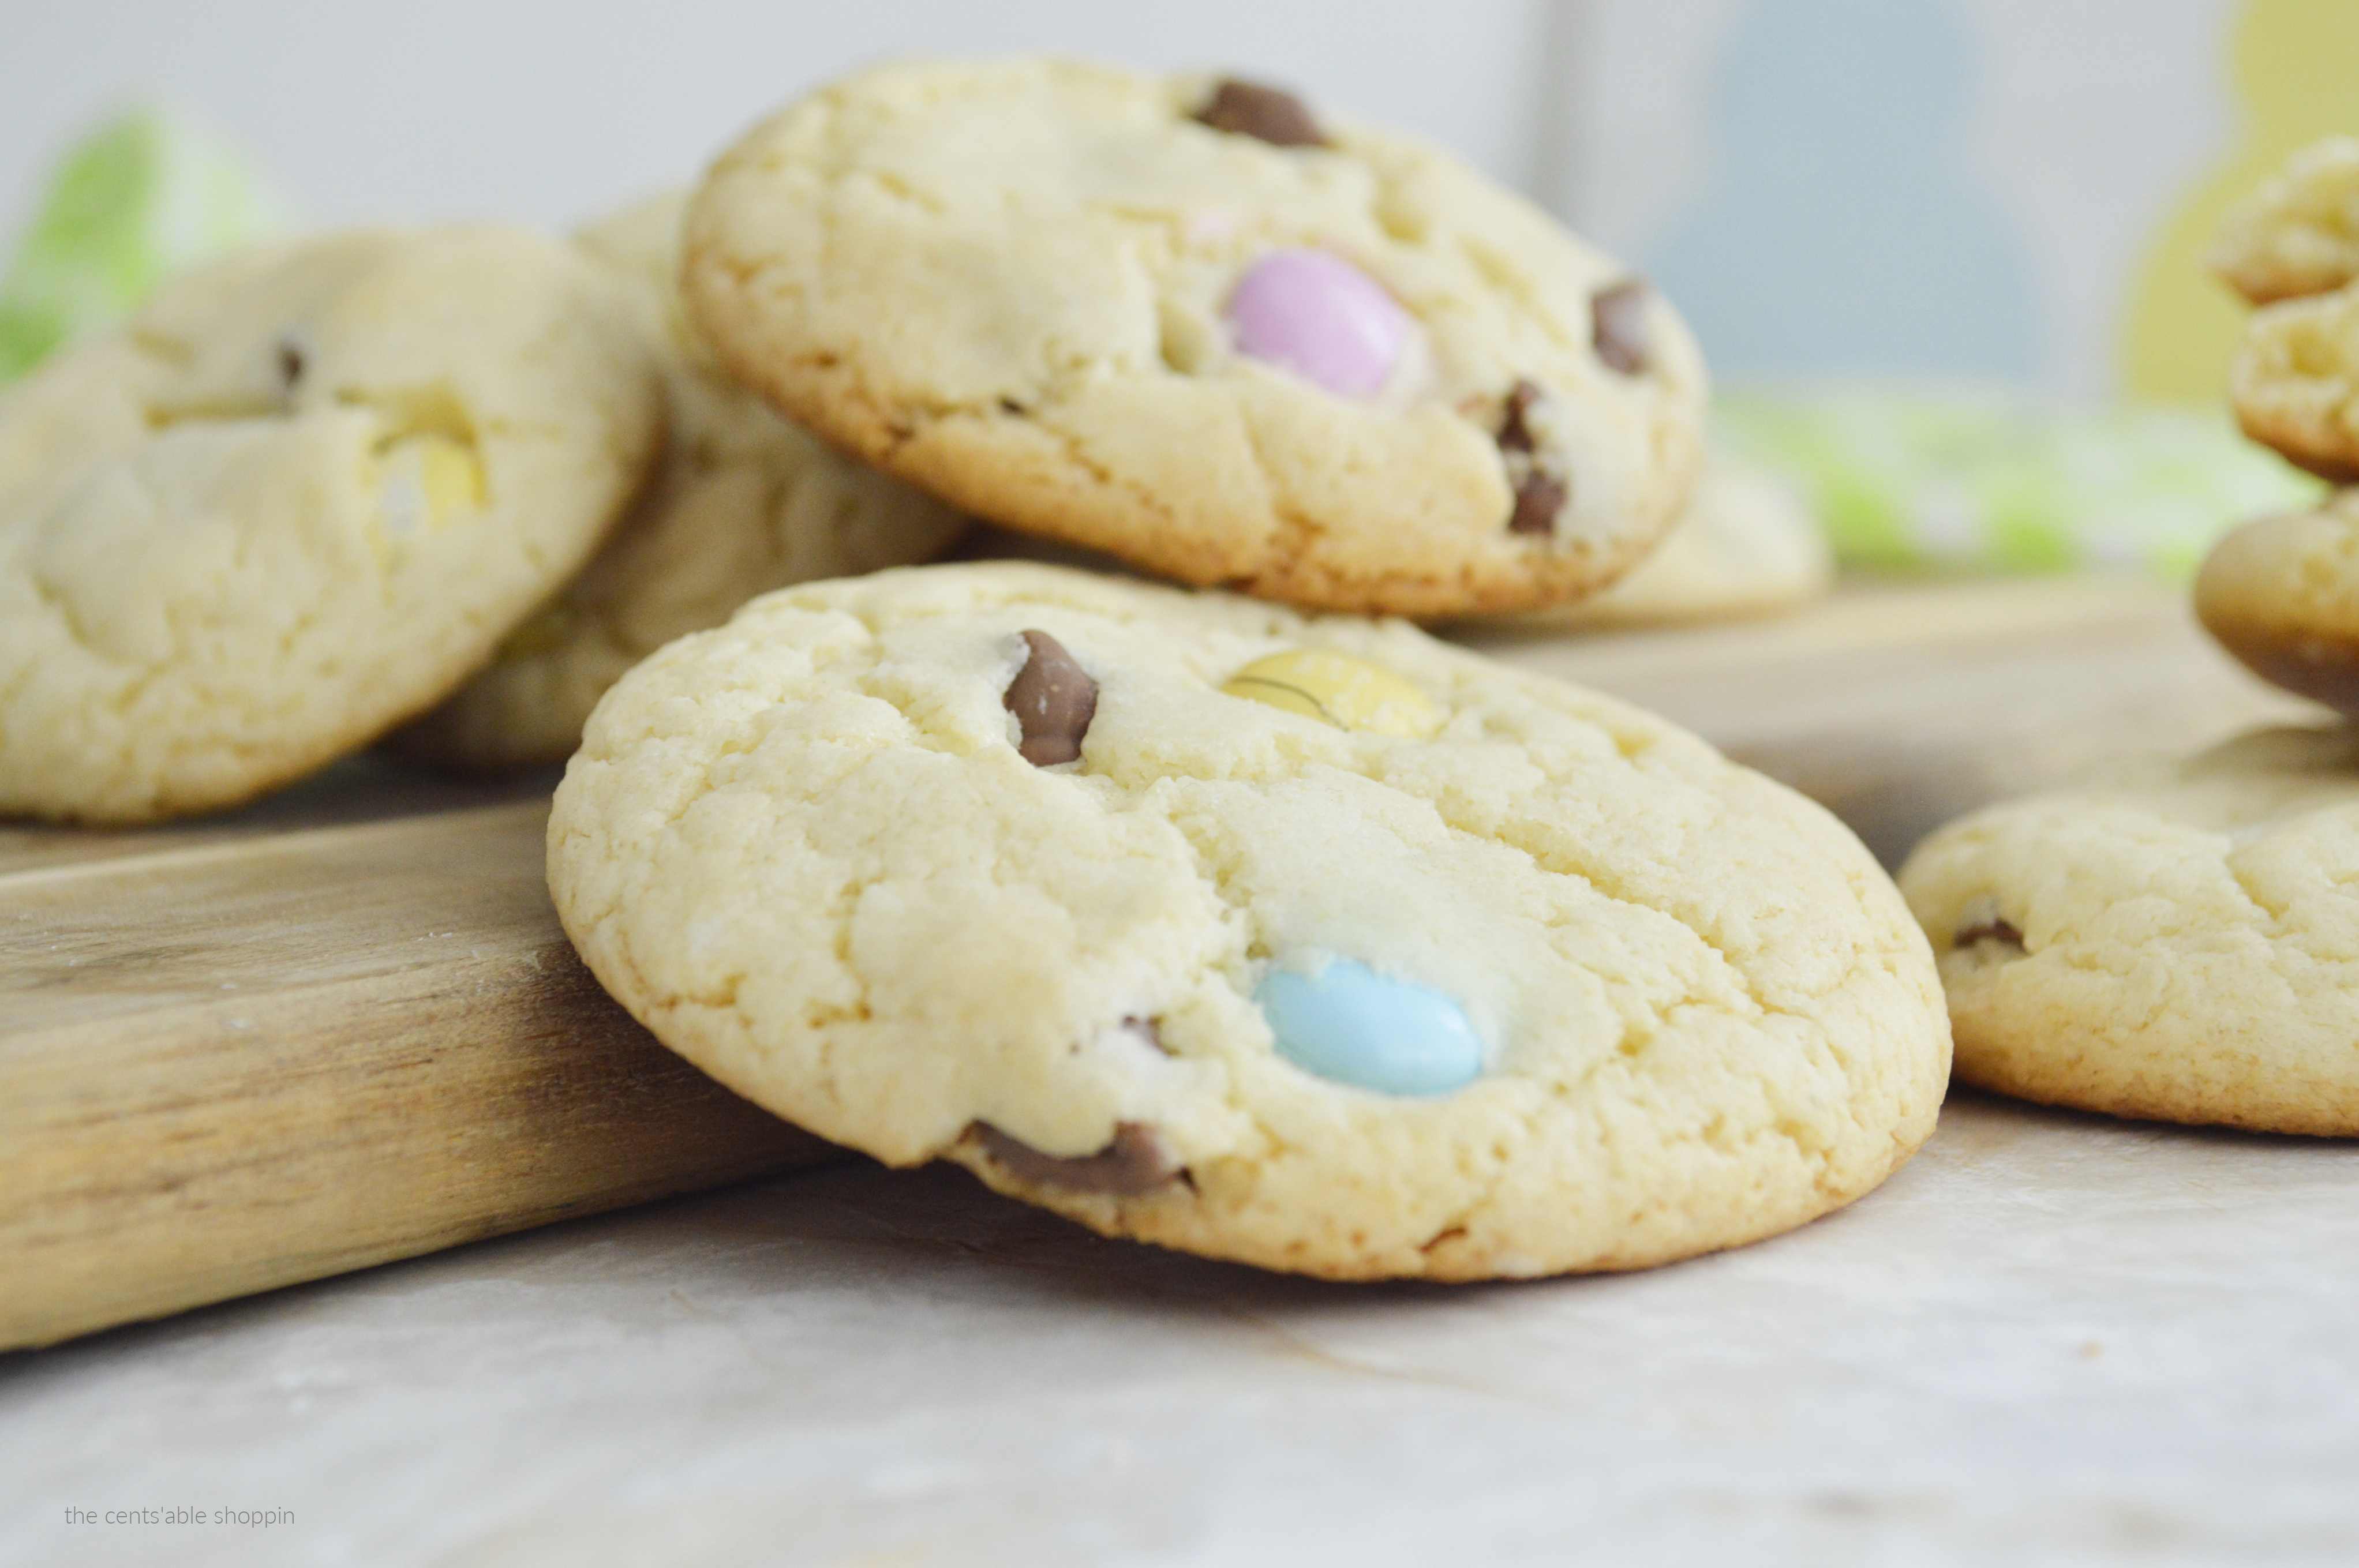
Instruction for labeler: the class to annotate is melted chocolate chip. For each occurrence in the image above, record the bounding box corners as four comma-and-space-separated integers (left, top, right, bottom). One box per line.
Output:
969, 1121, 1183, 1195
1496, 379, 1542, 454
1956, 916, 2025, 951
1005, 629, 1098, 766
1591, 279, 1652, 375
277, 339, 305, 388
1193, 78, 1327, 148
1509, 471, 1567, 535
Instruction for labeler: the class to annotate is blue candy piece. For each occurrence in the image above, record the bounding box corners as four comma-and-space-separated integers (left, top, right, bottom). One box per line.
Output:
1255, 958, 1484, 1096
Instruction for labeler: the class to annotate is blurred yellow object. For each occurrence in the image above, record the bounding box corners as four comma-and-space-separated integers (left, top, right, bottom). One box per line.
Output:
2121, 0, 2359, 402
370, 433, 486, 565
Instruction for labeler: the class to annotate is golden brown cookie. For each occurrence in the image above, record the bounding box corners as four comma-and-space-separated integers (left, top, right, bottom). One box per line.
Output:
682, 58, 1707, 618
2231, 288, 2359, 482
548, 561, 1949, 1280
2194, 489, 2359, 712
1900, 725, 2359, 1135
2211, 135, 2359, 306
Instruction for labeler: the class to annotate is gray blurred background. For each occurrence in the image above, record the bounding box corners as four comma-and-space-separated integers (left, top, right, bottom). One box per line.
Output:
0, 0, 2339, 403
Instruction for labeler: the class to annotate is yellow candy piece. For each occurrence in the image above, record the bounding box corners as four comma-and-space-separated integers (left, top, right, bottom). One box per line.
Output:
376, 432, 485, 544
1220, 648, 1439, 737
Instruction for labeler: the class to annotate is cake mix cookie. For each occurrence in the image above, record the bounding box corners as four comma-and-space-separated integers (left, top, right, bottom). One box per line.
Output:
1471, 454, 1830, 630
681, 58, 1708, 618
397, 194, 967, 771
2230, 286, 2359, 482
2211, 135, 2359, 306
548, 561, 1947, 1280
2194, 489, 2359, 713
0, 227, 658, 823
1899, 725, 2359, 1135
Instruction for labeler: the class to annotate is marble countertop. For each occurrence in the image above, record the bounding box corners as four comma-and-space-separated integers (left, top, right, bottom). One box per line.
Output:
8, 1087, 2358, 1567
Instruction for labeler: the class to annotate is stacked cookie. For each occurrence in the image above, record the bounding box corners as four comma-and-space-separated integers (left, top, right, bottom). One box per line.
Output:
1897, 137, 2359, 1135
0, 228, 665, 822
681, 61, 1709, 616
547, 61, 1948, 1279
0, 205, 965, 819
3, 58, 1951, 1278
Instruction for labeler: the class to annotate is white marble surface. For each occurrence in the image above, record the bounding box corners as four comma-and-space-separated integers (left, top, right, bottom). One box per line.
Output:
6, 1090, 2358, 1567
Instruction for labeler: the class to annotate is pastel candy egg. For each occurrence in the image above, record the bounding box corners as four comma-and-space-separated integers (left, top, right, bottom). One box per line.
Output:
1225, 248, 1409, 397
1220, 648, 1439, 737
1256, 958, 1485, 1096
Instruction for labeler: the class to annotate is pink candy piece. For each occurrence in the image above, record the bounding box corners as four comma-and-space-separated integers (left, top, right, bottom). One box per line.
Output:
1225, 249, 1409, 398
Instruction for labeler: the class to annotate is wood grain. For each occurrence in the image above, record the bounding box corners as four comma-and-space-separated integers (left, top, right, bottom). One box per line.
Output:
0, 575, 2320, 1351
1, 799, 833, 1350
1469, 574, 2319, 865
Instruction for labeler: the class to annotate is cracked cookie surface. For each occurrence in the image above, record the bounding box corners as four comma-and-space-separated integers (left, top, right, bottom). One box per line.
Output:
0, 226, 660, 822
2211, 135, 2359, 306
398, 194, 967, 771
2231, 286, 2359, 482
1898, 725, 2359, 1134
681, 58, 1707, 618
548, 561, 1946, 1279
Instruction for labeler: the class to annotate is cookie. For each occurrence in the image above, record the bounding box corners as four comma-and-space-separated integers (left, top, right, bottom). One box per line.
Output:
1897, 725, 2359, 1135
1470, 454, 1831, 630
547, 561, 1948, 1280
2230, 286, 2359, 482
2193, 490, 2359, 714
681, 59, 1708, 619
2210, 135, 2359, 306
395, 194, 967, 771
0, 227, 659, 823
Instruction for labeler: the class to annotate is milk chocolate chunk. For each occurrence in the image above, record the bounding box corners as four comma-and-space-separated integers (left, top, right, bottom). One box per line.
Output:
1956, 916, 2025, 951
1592, 280, 1652, 375
1005, 629, 1098, 766
969, 1121, 1184, 1195
1509, 471, 1567, 535
1194, 79, 1327, 148
1496, 379, 1542, 454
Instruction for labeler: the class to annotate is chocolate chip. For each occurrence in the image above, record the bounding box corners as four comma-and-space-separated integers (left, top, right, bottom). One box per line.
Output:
1496, 379, 1542, 454
1509, 471, 1567, 535
1005, 629, 1098, 766
1591, 280, 1652, 375
1956, 916, 2025, 951
1193, 78, 1327, 148
969, 1121, 1184, 1195
277, 339, 305, 388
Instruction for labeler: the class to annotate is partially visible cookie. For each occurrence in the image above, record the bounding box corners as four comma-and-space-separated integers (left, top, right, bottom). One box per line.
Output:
1467, 454, 1830, 630
2230, 287, 2359, 481
1899, 725, 2359, 1135
2210, 136, 2359, 306
0, 227, 660, 823
548, 561, 1948, 1280
2194, 490, 2359, 712
396, 194, 967, 771
683, 58, 1707, 618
